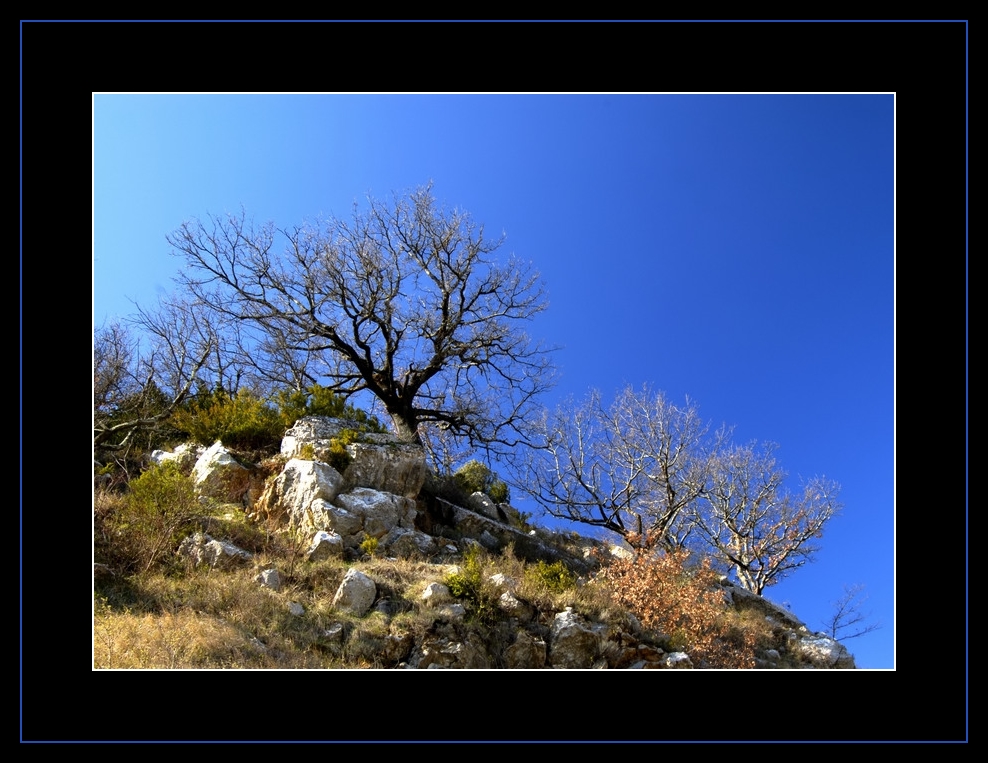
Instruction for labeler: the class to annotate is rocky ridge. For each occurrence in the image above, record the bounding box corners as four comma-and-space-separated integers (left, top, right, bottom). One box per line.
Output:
145, 416, 856, 669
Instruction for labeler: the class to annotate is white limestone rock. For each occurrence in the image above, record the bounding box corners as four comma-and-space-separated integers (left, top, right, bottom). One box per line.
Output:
550, 607, 602, 668
331, 568, 377, 616
333, 488, 417, 539
252, 458, 344, 531
255, 568, 281, 591
192, 441, 251, 504
307, 530, 344, 562
177, 532, 252, 569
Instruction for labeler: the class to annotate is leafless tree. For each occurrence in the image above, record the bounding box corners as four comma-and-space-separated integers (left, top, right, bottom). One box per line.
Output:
690, 441, 842, 594
515, 385, 715, 551
822, 583, 882, 642
93, 313, 210, 456
94, 320, 139, 418
166, 184, 554, 450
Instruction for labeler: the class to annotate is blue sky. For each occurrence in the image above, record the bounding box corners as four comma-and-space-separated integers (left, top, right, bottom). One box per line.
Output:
93, 93, 895, 669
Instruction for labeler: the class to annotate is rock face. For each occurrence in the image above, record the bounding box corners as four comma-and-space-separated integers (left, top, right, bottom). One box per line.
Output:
280, 416, 427, 499
416, 636, 491, 669
280, 417, 363, 460
192, 442, 251, 505
252, 459, 344, 532
150, 443, 203, 474
341, 442, 427, 499
252, 417, 426, 552
334, 488, 417, 540
504, 631, 547, 669
793, 634, 855, 668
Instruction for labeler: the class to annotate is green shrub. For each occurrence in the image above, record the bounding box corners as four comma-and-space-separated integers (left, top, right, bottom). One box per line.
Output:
524, 559, 576, 594
274, 384, 387, 432
453, 459, 510, 504
326, 428, 361, 472
171, 388, 285, 451
106, 462, 202, 574
442, 545, 499, 624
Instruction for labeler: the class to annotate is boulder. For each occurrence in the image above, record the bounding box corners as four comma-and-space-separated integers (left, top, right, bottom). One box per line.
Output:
150, 443, 203, 474
663, 652, 694, 669
382, 527, 438, 558
793, 635, 856, 668
192, 441, 251, 504
307, 530, 345, 562
331, 568, 377, 616
255, 568, 281, 591
280, 416, 364, 460
416, 636, 491, 669
176, 532, 252, 569
550, 607, 602, 668
504, 631, 546, 669
421, 582, 452, 608
333, 488, 417, 540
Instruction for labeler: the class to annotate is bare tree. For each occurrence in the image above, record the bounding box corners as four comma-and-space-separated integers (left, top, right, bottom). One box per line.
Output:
691, 441, 841, 594
822, 583, 882, 642
516, 385, 714, 551
93, 313, 210, 457
166, 184, 554, 449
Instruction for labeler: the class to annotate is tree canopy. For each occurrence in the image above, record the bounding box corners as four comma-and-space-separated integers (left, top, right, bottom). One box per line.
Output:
166, 184, 555, 450
514, 385, 842, 594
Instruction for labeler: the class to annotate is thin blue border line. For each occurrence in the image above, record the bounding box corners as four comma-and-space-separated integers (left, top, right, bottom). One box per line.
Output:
14, 18, 975, 23
18, 17, 24, 749
963, 15, 970, 748
18, 17, 966, 746
18, 739, 973, 744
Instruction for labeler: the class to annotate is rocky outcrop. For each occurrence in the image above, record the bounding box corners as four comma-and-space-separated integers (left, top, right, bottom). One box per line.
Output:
144, 418, 858, 670
150, 443, 203, 474
434, 498, 603, 575
281, 416, 427, 499
415, 635, 491, 669
504, 631, 547, 669
334, 488, 417, 540
792, 634, 855, 668
280, 417, 364, 460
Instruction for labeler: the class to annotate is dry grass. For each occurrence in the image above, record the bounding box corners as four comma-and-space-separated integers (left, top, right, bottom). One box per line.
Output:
94, 479, 791, 669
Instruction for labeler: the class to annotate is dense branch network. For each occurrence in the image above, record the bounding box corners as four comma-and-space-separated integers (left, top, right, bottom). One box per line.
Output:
166, 185, 555, 449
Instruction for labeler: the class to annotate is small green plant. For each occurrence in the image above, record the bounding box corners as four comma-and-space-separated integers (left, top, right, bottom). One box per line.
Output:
453, 459, 510, 504
442, 545, 500, 624
297, 443, 316, 461
275, 383, 387, 432
326, 428, 361, 472
525, 559, 576, 594
359, 536, 380, 557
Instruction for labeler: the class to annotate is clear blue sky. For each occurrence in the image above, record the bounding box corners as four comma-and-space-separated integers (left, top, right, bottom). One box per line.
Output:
93, 93, 895, 669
